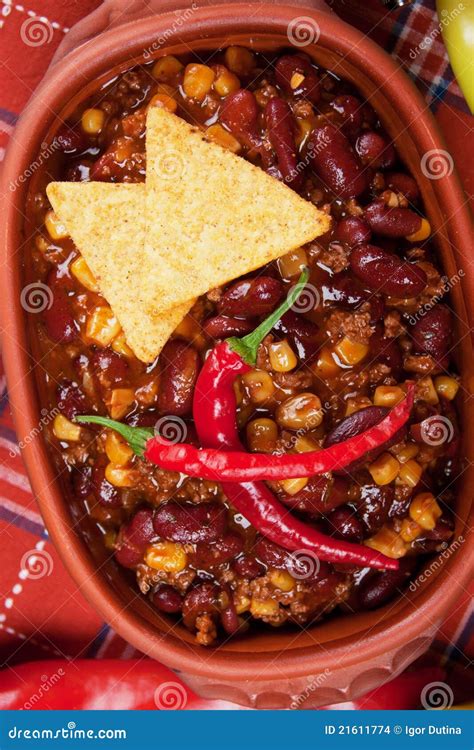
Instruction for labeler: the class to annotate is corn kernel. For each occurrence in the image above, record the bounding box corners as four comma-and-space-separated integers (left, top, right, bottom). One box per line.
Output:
374, 386, 405, 407
105, 430, 133, 465
213, 67, 240, 96
53, 414, 81, 442
396, 443, 419, 464
397, 459, 423, 488
205, 124, 241, 153
416, 376, 439, 405
406, 217, 431, 242
280, 477, 308, 495
313, 347, 340, 378
242, 369, 275, 404
296, 118, 313, 147
149, 93, 177, 113
86, 306, 121, 347
345, 397, 372, 416
235, 596, 251, 614
269, 340, 298, 373
104, 530, 117, 551
70, 256, 99, 292
269, 568, 295, 592
334, 337, 369, 366
105, 463, 136, 487
246, 418, 278, 453
276, 392, 323, 430
81, 107, 105, 134
278, 248, 309, 279
106, 388, 135, 420
368, 452, 400, 485
35, 235, 50, 253
183, 63, 215, 100
409, 492, 442, 531
224, 46, 255, 76
145, 542, 188, 572
250, 598, 279, 617
400, 518, 422, 543
290, 72, 305, 90
434, 375, 459, 401
365, 526, 407, 559
44, 210, 68, 241
111, 331, 134, 358
294, 433, 320, 453
152, 55, 183, 81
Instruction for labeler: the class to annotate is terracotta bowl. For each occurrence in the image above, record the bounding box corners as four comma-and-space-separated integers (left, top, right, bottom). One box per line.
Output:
1, 0, 473, 709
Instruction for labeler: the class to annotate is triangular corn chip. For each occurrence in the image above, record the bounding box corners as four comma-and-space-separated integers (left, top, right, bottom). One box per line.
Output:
144, 107, 331, 313
46, 182, 191, 363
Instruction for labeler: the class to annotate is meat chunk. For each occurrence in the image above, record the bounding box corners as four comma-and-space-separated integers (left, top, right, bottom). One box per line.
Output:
326, 310, 374, 345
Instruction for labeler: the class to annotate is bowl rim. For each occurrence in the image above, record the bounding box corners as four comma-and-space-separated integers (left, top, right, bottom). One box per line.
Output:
1, 3, 473, 680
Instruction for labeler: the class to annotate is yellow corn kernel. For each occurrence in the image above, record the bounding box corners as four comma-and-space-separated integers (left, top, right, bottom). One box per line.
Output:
250, 598, 279, 617
368, 452, 400, 486
269, 568, 295, 592
242, 369, 275, 404
397, 459, 423, 488
246, 418, 278, 453
434, 375, 460, 401
296, 118, 313, 147
334, 337, 369, 366
44, 210, 68, 241
152, 55, 183, 81
396, 443, 419, 464
205, 124, 241, 153
373, 386, 405, 408
111, 332, 134, 358
235, 596, 251, 614
86, 306, 121, 347
269, 340, 298, 373
213, 67, 240, 96
183, 63, 215, 100
406, 217, 431, 242
70, 256, 99, 292
400, 518, 423, 543
107, 388, 135, 420
294, 433, 320, 453
81, 107, 105, 135
149, 92, 177, 113
313, 347, 341, 378
416, 376, 439, 405
35, 235, 50, 253
365, 526, 407, 559
280, 477, 308, 496
409, 492, 442, 531
345, 397, 372, 416
290, 72, 305, 90
278, 248, 309, 279
105, 430, 133, 465
105, 463, 136, 488
145, 542, 188, 573
224, 46, 255, 76
276, 392, 323, 430
53, 414, 81, 442
104, 530, 117, 551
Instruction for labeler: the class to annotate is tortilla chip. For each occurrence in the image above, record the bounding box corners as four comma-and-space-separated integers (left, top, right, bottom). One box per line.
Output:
144, 107, 331, 314
46, 182, 191, 363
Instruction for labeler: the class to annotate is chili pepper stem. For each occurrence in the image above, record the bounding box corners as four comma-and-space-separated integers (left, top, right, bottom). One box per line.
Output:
227, 267, 309, 366
75, 415, 152, 456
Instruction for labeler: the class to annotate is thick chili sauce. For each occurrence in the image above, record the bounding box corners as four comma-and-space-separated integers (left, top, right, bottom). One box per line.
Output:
24, 47, 460, 645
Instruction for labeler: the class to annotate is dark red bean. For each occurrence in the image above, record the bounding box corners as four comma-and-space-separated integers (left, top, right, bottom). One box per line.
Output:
91, 349, 129, 386
66, 161, 92, 182
182, 582, 220, 629
308, 123, 369, 199
357, 558, 416, 609
153, 584, 183, 614
364, 200, 422, 237
265, 97, 303, 190
217, 277, 283, 318
386, 172, 420, 203
43, 277, 77, 343
355, 131, 396, 169
411, 304, 452, 363
412, 517, 453, 553
56, 125, 88, 154
350, 244, 427, 298
115, 508, 155, 568
56, 380, 89, 420
203, 315, 253, 339
356, 484, 394, 534
329, 95, 364, 139
233, 555, 265, 579
220, 89, 259, 139
322, 275, 367, 308
92, 462, 121, 508
273, 310, 319, 361
281, 475, 349, 516
192, 531, 244, 569
158, 340, 199, 416
71, 465, 92, 498
370, 330, 403, 374
254, 537, 289, 569
326, 505, 364, 542
221, 601, 240, 635
333, 216, 372, 246
153, 502, 227, 544
275, 54, 320, 103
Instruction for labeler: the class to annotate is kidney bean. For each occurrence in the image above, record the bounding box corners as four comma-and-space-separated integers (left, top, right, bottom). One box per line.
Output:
329, 94, 363, 139
219, 89, 259, 140
412, 517, 454, 553
386, 172, 420, 203
115, 508, 155, 568
182, 582, 220, 628
221, 600, 240, 635
355, 131, 396, 169
158, 339, 199, 416
308, 123, 369, 199
91, 349, 129, 386
233, 555, 265, 579
66, 161, 92, 182
333, 216, 372, 246
350, 244, 427, 298
322, 275, 367, 308
56, 380, 89, 420
203, 315, 253, 339
326, 505, 364, 542
265, 97, 303, 190
71, 464, 92, 498
92, 462, 121, 508
357, 558, 416, 609
217, 277, 283, 318
370, 330, 403, 375
56, 125, 88, 154
273, 310, 319, 361
364, 200, 422, 237
153, 502, 227, 544
356, 484, 394, 534
254, 537, 289, 569
411, 304, 452, 363
274, 54, 320, 103
281, 475, 349, 515
43, 274, 77, 344
153, 584, 183, 614
192, 531, 244, 569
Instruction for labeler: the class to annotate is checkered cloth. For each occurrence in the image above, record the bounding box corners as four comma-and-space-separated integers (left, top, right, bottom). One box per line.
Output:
0, 0, 472, 706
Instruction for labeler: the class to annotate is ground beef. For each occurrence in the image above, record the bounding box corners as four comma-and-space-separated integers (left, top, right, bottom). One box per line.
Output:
384, 310, 405, 338
195, 613, 217, 646
367, 363, 393, 385
326, 310, 374, 344
273, 369, 314, 390
307, 241, 350, 273
404, 354, 440, 375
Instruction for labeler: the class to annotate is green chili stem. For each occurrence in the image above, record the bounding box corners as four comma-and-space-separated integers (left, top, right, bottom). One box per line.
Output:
75, 415, 152, 456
